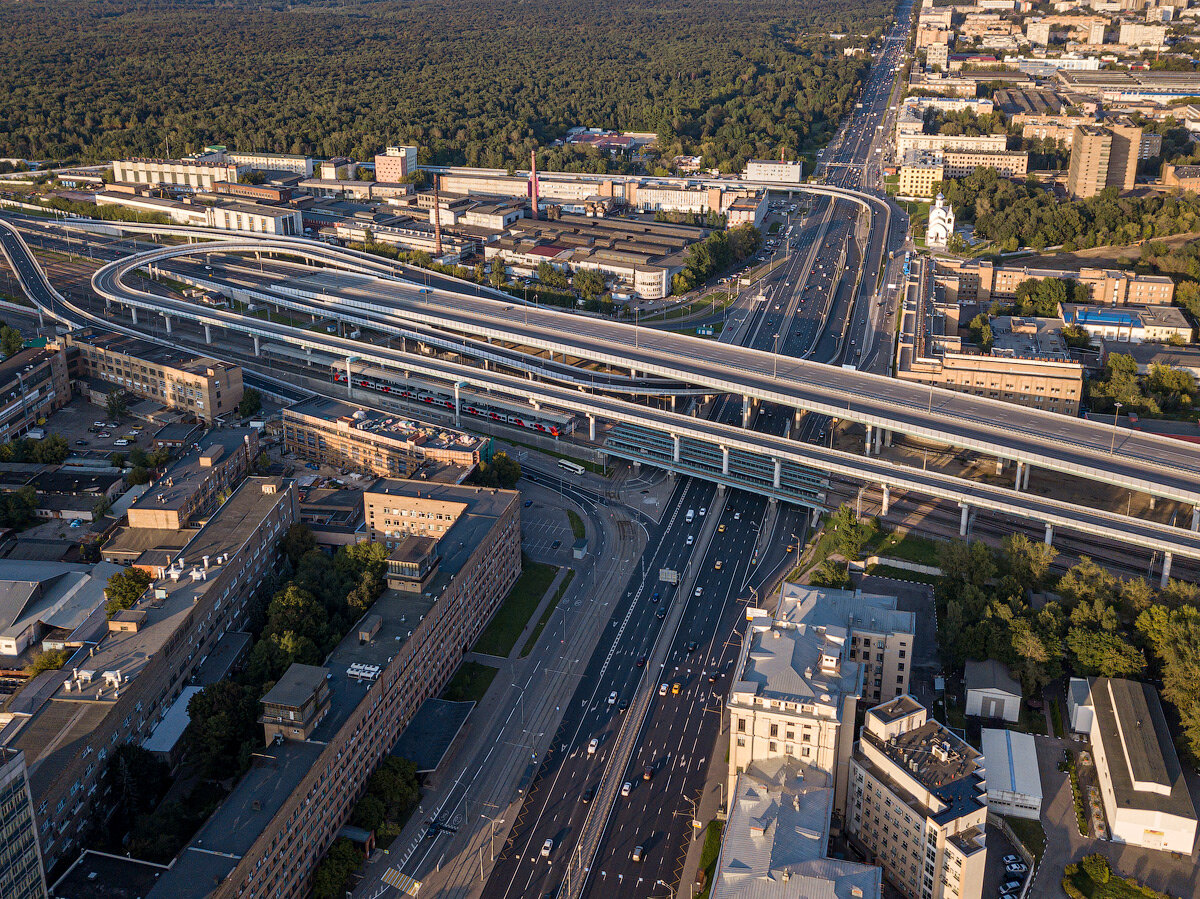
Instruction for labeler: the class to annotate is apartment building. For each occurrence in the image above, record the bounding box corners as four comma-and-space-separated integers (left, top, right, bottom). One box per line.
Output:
0, 749, 46, 899
1067, 122, 1159, 197
282, 396, 487, 478
777, 584, 916, 706
145, 483, 520, 899
65, 330, 243, 423
1119, 21, 1168, 47
0, 478, 297, 874
943, 149, 1028, 178
1071, 677, 1197, 853
112, 152, 247, 192
125, 429, 259, 530
712, 758, 882, 899
0, 346, 71, 444
1015, 114, 1095, 146
935, 258, 1175, 306
895, 132, 1009, 156
899, 151, 948, 198
847, 697, 987, 899
373, 146, 418, 182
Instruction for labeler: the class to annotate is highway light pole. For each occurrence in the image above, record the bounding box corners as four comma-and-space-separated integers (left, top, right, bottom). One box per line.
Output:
772, 333, 781, 378
1110, 401, 1123, 454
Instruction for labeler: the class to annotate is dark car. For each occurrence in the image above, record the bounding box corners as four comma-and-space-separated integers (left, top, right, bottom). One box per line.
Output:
618, 699, 629, 712
551, 539, 561, 549
655, 609, 666, 619
651, 591, 660, 603
642, 765, 653, 780
524, 499, 533, 507
636, 656, 647, 668
581, 786, 594, 804
74, 439, 87, 446
686, 641, 698, 653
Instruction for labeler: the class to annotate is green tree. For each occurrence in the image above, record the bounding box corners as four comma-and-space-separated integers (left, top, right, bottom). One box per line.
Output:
186, 680, 258, 779
1067, 628, 1144, 678
0, 324, 23, 358
104, 567, 152, 618
573, 268, 605, 300
238, 388, 262, 418
1001, 533, 1055, 592
312, 838, 361, 899
25, 648, 69, 676
106, 390, 128, 421
281, 523, 317, 567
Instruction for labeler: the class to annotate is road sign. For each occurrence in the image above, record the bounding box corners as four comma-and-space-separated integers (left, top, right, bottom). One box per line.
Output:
659, 568, 679, 584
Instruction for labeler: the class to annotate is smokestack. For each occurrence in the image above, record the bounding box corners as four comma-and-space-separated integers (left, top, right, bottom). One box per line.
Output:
530, 150, 539, 221
432, 175, 444, 258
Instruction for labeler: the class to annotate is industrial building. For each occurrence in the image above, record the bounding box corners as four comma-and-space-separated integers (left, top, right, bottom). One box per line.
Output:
373, 146, 418, 183
847, 697, 987, 899
145, 481, 520, 899
1071, 677, 1197, 853
0, 346, 71, 444
0, 749, 46, 899
111, 152, 246, 192
964, 659, 1022, 722
980, 728, 1042, 820
0, 559, 124, 659
486, 215, 708, 300
0, 478, 298, 874
224, 151, 313, 177
281, 396, 488, 480
1060, 303, 1193, 344
935, 258, 1175, 307
64, 329, 244, 423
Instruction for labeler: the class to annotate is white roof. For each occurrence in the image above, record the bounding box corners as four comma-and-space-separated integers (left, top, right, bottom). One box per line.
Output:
143, 686, 203, 754
981, 728, 1042, 801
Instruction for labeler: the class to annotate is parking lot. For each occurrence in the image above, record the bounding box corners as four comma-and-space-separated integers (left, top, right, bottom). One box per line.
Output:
41, 397, 158, 460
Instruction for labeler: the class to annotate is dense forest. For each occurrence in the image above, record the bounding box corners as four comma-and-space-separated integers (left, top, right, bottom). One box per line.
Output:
0, 0, 893, 171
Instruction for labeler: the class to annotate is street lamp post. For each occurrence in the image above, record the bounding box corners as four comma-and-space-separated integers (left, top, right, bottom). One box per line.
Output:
1110, 401, 1123, 454
772, 332, 781, 378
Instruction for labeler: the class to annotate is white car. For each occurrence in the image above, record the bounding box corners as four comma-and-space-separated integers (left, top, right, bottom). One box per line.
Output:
608, 691, 618, 705
621, 782, 631, 797
659, 683, 669, 696
686, 535, 694, 545
541, 839, 553, 858
587, 738, 598, 755
694, 587, 703, 597
699, 507, 707, 516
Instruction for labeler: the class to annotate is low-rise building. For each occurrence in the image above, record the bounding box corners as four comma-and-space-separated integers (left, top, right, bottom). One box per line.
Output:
1060, 302, 1193, 343
980, 728, 1042, 819
281, 396, 486, 479
205, 201, 303, 235
899, 150, 947, 198
0, 346, 71, 444
0, 478, 298, 874
725, 191, 768, 229
145, 482, 519, 899
373, 146, 418, 183
224, 152, 313, 177
943, 149, 1028, 178
1074, 677, 1198, 853
896, 132, 1009, 156
847, 697, 987, 899
65, 330, 244, 423
935, 258, 1175, 307
112, 152, 246, 192
964, 659, 1022, 722
0, 748, 46, 899
1163, 163, 1200, 192
712, 757, 882, 899
743, 159, 804, 184
1106, 341, 1200, 379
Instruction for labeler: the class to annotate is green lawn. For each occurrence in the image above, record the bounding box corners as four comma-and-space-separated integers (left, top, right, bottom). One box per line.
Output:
696, 820, 725, 899
1002, 815, 1045, 864
868, 530, 943, 567
566, 509, 585, 542
440, 661, 498, 703
520, 568, 576, 658
471, 557, 560, 657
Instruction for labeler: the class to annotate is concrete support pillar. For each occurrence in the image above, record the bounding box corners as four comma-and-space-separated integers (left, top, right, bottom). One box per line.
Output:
742, 396, 752, 428
672, 434, 681, 464
1192, 507, 1199, 532
865, 425, 873, 455
874, 426, 882, 454
203, 324, 212, 344
1161, 552, 1173, 588
1044, 523, 1053, 546
773, 458, 782, 490
722, 446, 730, 476
253, 335, 260, 357
995, 458, 1004, 475
453, 383, 461, 426
1023, 463, 1031, 491
670, 394, 677, 412
881, 485, 890, 517
794, 409, 803, 429
1014, 461, 1024, 491
163, 315, 172, 335
130, 306, 138, 324
1149, 495, 1156, 511
345, 358, 353, 395
959, 502, 970, 537
588, 415, 596, 442
884, 429, 892, 447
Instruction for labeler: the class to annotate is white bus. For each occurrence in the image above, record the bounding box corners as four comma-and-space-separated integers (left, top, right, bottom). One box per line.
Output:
557, 459, 585, 476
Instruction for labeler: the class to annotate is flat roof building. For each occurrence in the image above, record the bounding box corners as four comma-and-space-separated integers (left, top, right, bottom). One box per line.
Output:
282, 396, 486, 480
965, 659, 1022, 722
65, 330, 243, 423
935, 258, 1175, 307
847, 697, 987, 899
144, 483, 520, 899
0, 478, 298, 874
0, 346, 71, 445
1075, 677, 1198, 853
1061, 303, 1193, 344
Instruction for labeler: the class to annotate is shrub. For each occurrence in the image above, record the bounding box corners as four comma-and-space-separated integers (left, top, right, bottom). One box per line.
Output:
1081, 853, 1110, 884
